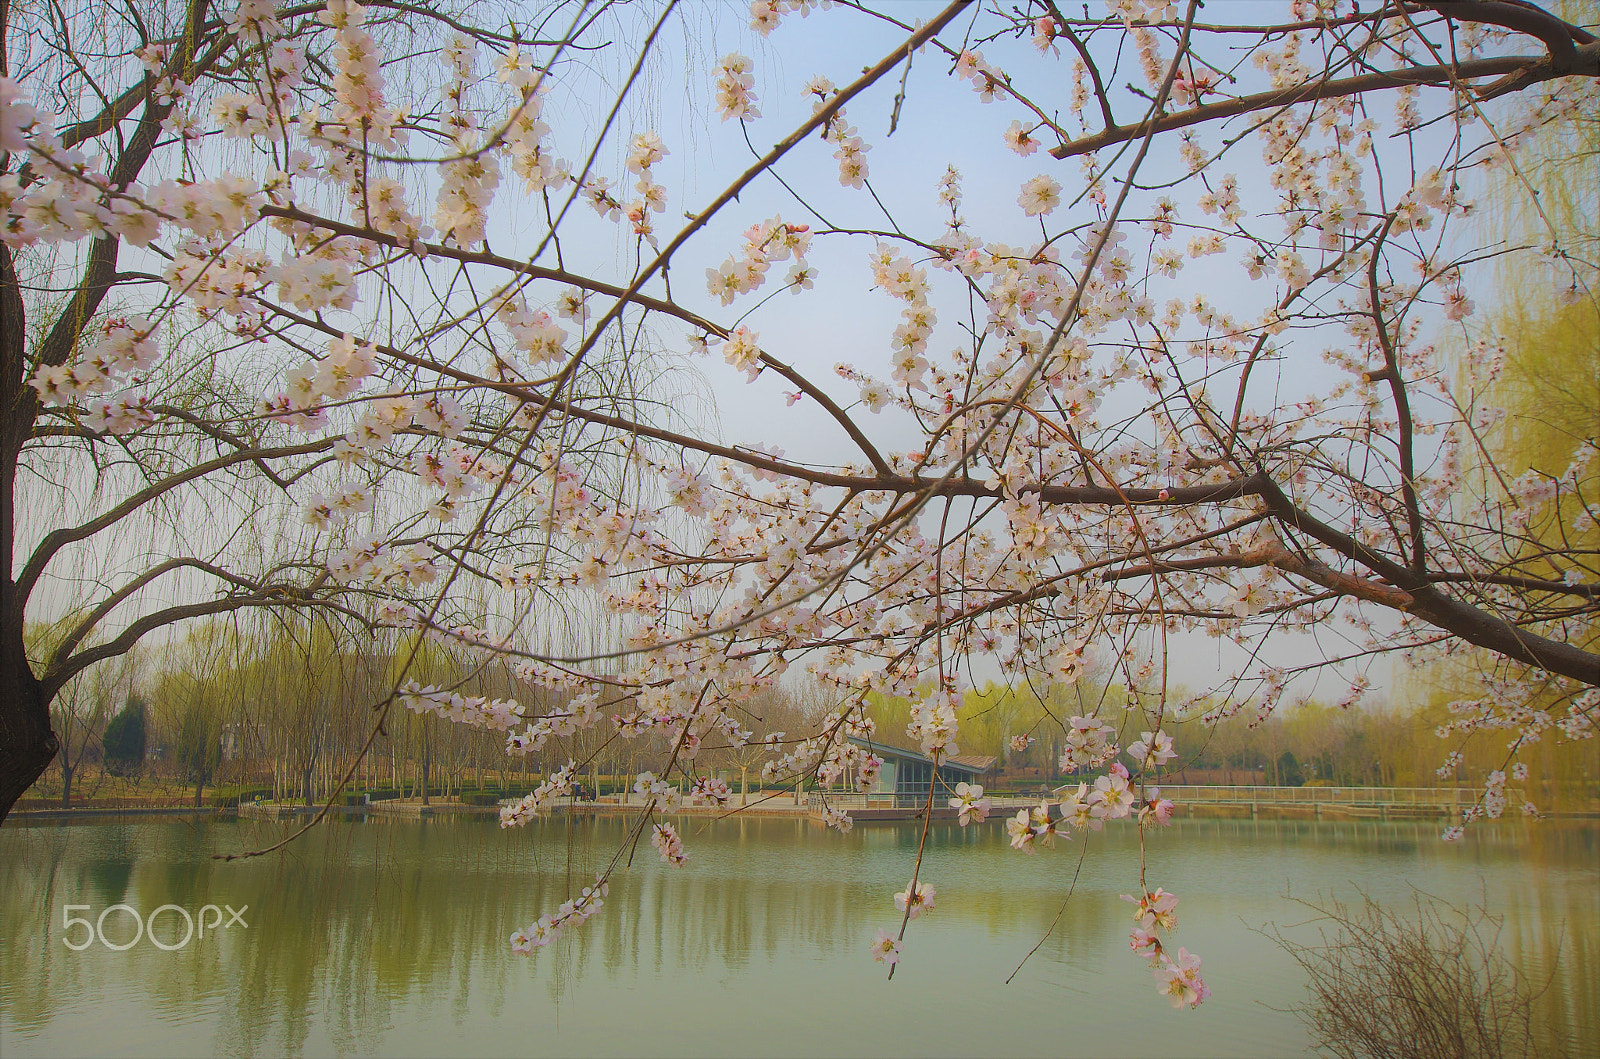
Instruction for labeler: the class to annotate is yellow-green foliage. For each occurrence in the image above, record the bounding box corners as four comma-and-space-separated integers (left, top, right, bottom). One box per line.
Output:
1412, 77, 1600, 810
863, 680, 1116, 768
1480, 293, 1599, 589
1476, 43, 1598, 571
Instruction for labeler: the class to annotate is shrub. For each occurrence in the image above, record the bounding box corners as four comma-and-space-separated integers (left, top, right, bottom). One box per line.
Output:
210, 787, 270, 808
1268, 892, 1555, 1059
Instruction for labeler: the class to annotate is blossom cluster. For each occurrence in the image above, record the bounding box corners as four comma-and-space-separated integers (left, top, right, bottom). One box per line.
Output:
706, 215, 813, 306
398, 682, 525, 731
499, 761, 578, 828
651, 822, 688, 866
1125, 889, 1210, 1008
714, 54, 760, 122
1059, 715, 1119, 770
509, 876, 608, 953
906, 692, 960, 762
328, 535, 437, 588
804, 75, 870, 189
30, 316, 162, 434
1006, 760, 1177, 853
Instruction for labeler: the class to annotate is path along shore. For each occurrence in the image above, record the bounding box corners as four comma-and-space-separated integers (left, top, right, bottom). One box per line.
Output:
13, 786, 1598, 822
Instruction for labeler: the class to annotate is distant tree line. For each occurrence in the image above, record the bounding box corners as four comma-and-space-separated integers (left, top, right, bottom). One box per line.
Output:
865, 672, 1598, 810
27, 609, 1599, 812
24, 614, 830, 808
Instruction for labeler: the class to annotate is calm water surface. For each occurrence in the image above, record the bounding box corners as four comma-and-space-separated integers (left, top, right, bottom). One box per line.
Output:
1, 813, 1594, 1058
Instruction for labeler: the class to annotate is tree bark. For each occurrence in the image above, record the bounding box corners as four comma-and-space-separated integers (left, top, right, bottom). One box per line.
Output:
0, 600, 54, 827
0, 232, 58, 824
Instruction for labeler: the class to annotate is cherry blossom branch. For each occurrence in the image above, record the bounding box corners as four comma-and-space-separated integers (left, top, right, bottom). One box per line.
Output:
253, 205, 894, 475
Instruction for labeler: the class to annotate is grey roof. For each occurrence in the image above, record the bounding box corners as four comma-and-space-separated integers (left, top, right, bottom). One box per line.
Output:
847, 734, 996, 774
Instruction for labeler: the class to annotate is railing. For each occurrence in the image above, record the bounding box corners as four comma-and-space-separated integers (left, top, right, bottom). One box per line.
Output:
14, 796, 206, 811
561, 787, 1477, 816
1150, 785, 1474, 809
578, 791, 812, 810
806, 792, 1043, 812
807, 786, 1477, 814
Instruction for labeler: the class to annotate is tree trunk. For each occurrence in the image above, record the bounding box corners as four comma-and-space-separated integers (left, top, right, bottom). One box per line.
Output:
60, 761, 73, 809
0, 654, 55, 821
0, 238, 61, 825
421, 732, 431, 806
0, 46, 200, 814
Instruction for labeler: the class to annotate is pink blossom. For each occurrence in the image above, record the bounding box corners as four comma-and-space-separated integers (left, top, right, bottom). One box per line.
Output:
948, 781, 992, 826
1123, 888, 1179, 933
1154, 947, 1210, 1009
1139, 789, 1175, 827
895, 881, 935, 919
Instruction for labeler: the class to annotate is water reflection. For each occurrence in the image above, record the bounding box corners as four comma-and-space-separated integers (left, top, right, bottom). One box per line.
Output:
1, 815, 1593, 1058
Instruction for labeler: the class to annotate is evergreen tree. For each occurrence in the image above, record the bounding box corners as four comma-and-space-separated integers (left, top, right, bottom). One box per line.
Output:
101, 697, 147, 776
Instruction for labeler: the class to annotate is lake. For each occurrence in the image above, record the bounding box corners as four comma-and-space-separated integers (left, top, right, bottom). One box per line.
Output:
1, 812, 1595, 1057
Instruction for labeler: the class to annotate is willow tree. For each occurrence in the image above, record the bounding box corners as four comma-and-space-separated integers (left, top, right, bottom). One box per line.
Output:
1420, 55, 1599, 810
3, 0, 1599, 998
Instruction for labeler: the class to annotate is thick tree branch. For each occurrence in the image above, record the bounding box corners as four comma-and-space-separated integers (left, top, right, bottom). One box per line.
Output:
48, 555, 284, 673
1260, 478, 1600, 686
15, 438, 332, 606
1048, 51, 1594, 160
42, 592, 293, 698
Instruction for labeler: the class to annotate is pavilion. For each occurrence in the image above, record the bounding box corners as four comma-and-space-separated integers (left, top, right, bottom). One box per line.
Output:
846, 735, 995, 808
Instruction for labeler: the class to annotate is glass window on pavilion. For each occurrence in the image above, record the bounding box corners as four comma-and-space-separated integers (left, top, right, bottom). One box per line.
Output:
888, 754, 981, 807
849, 739, 985, 807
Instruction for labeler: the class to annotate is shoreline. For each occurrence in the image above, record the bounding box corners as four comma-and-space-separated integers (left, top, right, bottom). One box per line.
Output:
9, 800, 1598, 823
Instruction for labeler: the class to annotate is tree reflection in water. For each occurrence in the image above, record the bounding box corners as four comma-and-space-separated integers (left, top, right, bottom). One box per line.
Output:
1, 816, 1593, 1058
